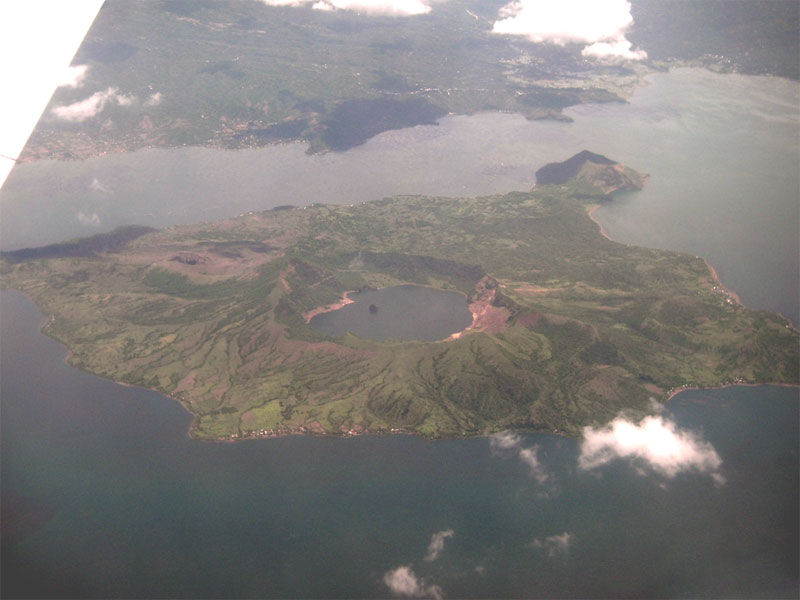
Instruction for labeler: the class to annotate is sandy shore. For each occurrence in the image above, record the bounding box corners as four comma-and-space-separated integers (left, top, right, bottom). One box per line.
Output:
302, 291, 356, 323
702, 259, 742, 304
587, 204, 615, 243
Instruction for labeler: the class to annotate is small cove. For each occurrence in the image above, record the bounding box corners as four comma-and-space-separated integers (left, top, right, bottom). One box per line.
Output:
308, 285, 473, 342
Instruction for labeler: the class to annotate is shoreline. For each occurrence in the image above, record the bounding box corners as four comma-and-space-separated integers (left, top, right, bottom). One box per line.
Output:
586, 203, 797, 413
587, 203, 743, 306
302, 291, 356, 323
587, 204, 615, 242
702, 259, 742, 304
301, 281, 494, 343
207, 382, 800, 442
666, 381, 799, 403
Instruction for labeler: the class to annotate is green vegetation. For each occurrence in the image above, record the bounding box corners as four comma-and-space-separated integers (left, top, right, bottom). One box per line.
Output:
19, 1, 797, 162
23, 0, 641, 161
2, 158, 797, 440
535, 150, 649, 196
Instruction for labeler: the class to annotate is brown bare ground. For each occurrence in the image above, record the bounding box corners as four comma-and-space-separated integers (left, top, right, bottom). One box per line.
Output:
515, 284, 564, 295
447, 277, 510, 340
302, 291, 356, 323
516, 311, 542, 327
644, 383, 664, 395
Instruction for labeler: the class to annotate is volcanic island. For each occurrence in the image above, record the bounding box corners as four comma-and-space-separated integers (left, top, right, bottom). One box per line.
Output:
1, 152, 796, 440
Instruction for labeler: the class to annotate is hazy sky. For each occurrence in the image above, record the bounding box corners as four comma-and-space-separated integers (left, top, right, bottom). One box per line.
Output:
0, 0, 103, 189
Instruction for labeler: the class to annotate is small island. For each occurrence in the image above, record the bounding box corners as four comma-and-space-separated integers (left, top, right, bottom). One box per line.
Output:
536, 150, 649, 194
1, 152, 797, 440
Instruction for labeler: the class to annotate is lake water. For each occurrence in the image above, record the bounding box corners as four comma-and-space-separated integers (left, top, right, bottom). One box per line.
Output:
308, 285, 472, 342
2, 68, 797, 321
2, 67, 799, 598
1, 289, 797, 598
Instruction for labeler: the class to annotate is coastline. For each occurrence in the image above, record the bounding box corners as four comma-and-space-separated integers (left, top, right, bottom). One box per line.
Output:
586, 203, 798, 411
666, 381, 799, 403
702, 259, 742, 304
588, 203, 742, 305
3, 191, 793, 444
587, 204, 614, 242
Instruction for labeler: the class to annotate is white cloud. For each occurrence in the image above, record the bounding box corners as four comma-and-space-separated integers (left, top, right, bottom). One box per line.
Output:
424, 529, 454, 562
261, 0, 434, 15
56, 64, 89, 89
77, 211, 101, 226
492, 0, 646, 60
383, 566, 443, 599
582, 39, 646, 61
52, 87, 135, 122
579, 415, 724, 483
530, 532, 573, 557
323, 0, 432, 14
0, 0, 104, 188
89, 177, 110, 193
489, 430, 521, 450
490, 432, 552, 484
518, 446, 549, 484
115, 94, 134, 107
145, 92, 162, 106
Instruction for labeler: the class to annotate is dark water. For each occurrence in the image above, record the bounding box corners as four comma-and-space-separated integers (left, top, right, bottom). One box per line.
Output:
309, 285, 472, 342
2, 289, 798, 598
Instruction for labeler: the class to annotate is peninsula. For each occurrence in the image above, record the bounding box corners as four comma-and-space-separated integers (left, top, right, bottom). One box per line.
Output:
2, 152, 797, 440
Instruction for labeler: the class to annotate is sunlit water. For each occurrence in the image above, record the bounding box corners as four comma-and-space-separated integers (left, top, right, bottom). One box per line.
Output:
1, 68, 799, 597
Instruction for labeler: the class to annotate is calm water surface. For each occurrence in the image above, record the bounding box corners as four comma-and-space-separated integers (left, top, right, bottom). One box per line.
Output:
309, 285, 472, 342
1, 290, 797, 598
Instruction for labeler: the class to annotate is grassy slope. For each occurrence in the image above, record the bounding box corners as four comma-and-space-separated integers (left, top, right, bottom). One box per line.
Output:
2, 184, 797, 440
